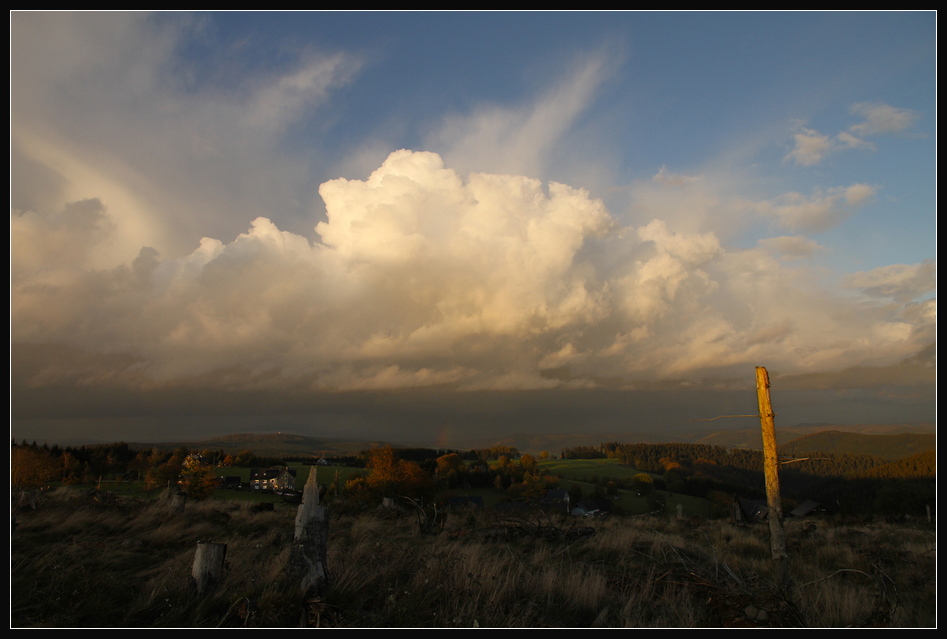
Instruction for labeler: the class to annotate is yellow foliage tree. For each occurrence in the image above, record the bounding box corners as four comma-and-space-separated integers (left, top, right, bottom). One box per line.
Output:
11, 446, 57, 489
182, 455, 219, 500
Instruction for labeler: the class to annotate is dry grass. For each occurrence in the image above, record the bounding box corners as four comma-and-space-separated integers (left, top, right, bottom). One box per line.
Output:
11, 490, 936, 627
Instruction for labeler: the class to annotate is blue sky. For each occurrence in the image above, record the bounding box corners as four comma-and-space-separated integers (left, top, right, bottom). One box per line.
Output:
11, 12, 935, 444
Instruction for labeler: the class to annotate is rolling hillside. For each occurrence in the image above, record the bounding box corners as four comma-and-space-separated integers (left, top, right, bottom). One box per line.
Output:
776, 431, 936, 461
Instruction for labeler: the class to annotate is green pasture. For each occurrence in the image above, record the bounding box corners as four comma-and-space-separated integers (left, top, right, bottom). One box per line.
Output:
536, 457, 657, 481
48, 461, 712, 519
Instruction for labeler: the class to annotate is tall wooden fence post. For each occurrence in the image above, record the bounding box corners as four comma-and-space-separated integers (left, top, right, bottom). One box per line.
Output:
756, 366, 790, 591
291, 466, 330, 598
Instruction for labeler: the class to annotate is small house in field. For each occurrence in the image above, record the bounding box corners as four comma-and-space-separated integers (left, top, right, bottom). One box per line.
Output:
542, 489, 570, 513
790, 500, 835, 518
249, 467, 297, 492
221, 476, 241, 490
739, 499, 770, 521
571, 498, 613, 517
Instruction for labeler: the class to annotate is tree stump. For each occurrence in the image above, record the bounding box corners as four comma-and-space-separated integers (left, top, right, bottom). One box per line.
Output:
169, 491, 187, 512
191, 542, 227, 594
291, 467, 330, 597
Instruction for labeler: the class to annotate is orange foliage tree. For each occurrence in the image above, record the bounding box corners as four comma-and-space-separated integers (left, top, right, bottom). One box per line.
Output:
365, 446, 433, 502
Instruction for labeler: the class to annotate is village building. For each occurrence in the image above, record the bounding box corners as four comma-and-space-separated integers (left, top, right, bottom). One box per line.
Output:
249, 467, 297, 492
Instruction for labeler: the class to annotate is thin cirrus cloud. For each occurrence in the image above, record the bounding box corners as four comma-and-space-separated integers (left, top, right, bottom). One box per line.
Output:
424, 49, 616, 182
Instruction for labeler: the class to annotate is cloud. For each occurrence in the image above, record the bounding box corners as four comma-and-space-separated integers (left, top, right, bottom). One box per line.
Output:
773, 343, 935, 391
244, 53, 362, 132
848, 102, 921, 136
425, 50, 614, 180
834, 131, 876, 151
651, 165, 701, 188
844, 259, 936, 303
10, 150, 935, 396
785, 127, 834, 167
755, 184, 876, 233
11, 12, 362, 261
9, 16, 935, 405
784, 102, 920, 166
757, 235, 824, 260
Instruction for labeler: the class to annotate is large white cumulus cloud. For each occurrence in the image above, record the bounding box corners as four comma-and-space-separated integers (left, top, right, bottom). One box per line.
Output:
10, 150, 935, 392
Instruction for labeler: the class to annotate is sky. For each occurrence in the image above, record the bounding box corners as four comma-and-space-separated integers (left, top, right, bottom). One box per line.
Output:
10, 12, 936, 447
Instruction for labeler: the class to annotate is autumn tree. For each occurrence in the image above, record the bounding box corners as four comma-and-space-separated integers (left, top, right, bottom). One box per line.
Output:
11, 446, 58, 489
150, 451, 185, 489
181, 455, 220, 500
631, 473, 654, 497
127, 450, 150, 482
436, 453, 465, 475
60, 451, 81, 484
519, 453, 537, 475
234, 449, 255, 466
364, 446, 433, 502
436, 453, 466, 488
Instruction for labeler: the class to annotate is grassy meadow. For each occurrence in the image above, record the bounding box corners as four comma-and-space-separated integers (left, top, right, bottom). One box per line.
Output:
11, 482, 936, 628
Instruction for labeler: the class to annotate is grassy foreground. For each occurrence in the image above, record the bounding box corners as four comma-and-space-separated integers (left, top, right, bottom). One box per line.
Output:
11, 487, 936, 627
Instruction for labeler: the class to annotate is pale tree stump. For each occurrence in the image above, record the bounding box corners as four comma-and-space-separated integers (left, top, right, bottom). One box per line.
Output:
169, 491, 187, 512
291, 467, 330, 598
191, 541, 227, 594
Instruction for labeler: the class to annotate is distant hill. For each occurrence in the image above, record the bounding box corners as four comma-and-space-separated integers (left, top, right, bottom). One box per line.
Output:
849, 450, 936, 479
125, 422, 934, 460
132, 432, 394, 458
475, 422, 935, 456
777, 431, 936, 461
695, 422, 935, 451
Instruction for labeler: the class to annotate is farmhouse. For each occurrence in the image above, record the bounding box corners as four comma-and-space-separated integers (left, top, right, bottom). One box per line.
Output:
249, 467, 297, 492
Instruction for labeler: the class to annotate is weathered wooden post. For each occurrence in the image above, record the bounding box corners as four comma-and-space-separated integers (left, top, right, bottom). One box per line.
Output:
191, 541, 227, 594
291, 466, 330, 598
170, 491, 187, 512
756, 366, 790, 591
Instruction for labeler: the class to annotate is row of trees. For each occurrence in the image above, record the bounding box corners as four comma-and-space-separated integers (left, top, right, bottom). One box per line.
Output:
338, 447, 562, 506
10, 440, 257, 499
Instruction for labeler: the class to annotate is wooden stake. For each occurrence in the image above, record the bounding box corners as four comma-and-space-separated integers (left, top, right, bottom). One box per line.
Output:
756, 366, 790, 590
